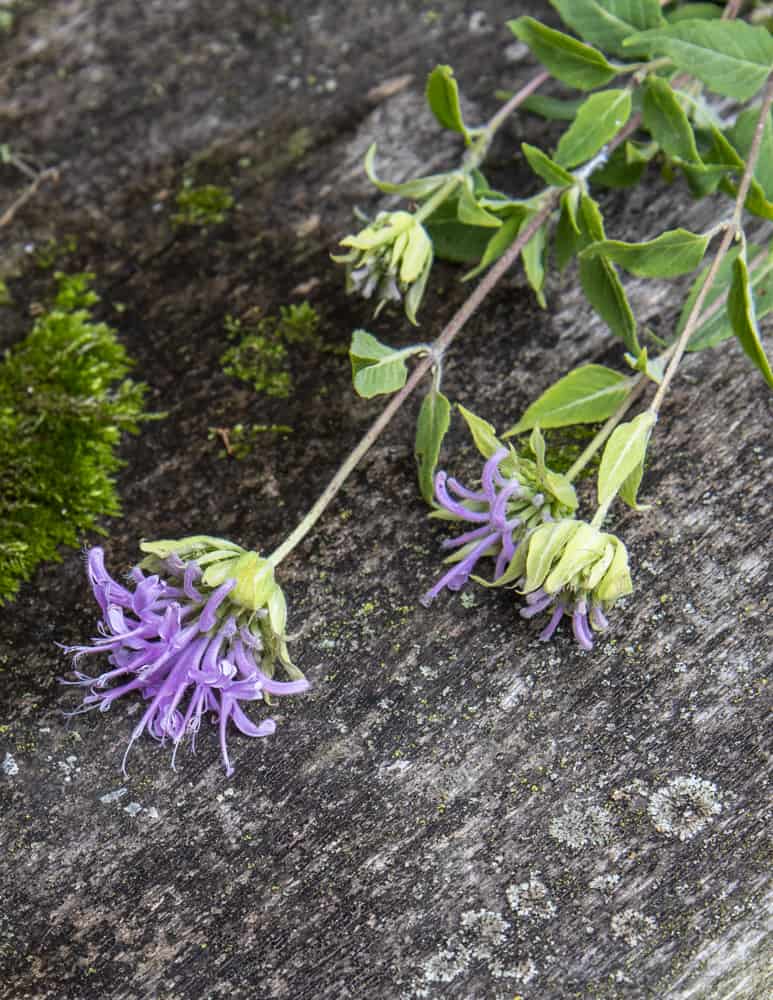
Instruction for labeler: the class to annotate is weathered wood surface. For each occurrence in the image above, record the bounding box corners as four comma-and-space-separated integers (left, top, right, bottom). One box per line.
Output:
0, 3, 770, 998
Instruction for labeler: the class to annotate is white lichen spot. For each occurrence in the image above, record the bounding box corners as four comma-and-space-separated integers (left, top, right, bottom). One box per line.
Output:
647, 775, 722, 841
506, 873, 557, 921
460, 909, 510, 958
124, 801, 142, 817
589, 873, 620, 896
2, 752, 19, 776
611, 908, 657, 947
99, 787, 128, 804
406, 904, 534, 997
549, 800, 615, 849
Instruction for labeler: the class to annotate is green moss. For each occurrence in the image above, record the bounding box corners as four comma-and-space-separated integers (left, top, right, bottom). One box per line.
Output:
220, 301, 323, 397
0, 272, 151, 604
172, 182, 234, 227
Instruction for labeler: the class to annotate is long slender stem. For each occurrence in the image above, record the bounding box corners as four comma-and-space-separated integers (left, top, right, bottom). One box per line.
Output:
650, 71, 773, 414
268, 196, 558, 566
484, 70, 550, 139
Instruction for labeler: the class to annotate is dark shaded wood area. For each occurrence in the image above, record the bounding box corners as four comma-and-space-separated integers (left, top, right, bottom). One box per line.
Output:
0, 3, 770, 998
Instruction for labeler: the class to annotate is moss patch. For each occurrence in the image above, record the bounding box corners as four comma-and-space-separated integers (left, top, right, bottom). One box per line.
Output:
0, 272, 151, 603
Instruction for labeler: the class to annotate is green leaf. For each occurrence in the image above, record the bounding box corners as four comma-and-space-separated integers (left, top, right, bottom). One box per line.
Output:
554, 189, 580, 272
458, 404, 502, 459
525, 520, 580, 592
727, 253, 773, 389
426, 65, 469, 139
522, 222, 548, 308
597, 411, 657, 509
618, 449, 651, 510
580, 227, 709, 278
589, 141, 649, 188
415, 389, 452, 504
666, 3, 722, 22
462, 209, 526, 280
555, 90, 633, 169
727, 108, 773, 203
520, 93, 585, 121
457, 181, 502, 228
349, 330, 409, 399
624, 21, 773, 101
642, 76, 701, 164
549, 0, 665, 57
708, 126, 773, 223
505, 364, 631, 434
683, 245, 773, 352
508, 16, 617, 90
624, 346, 664, 384
363, 144, 449, 199
575, 195, 639, 354
522, 143, 576, 188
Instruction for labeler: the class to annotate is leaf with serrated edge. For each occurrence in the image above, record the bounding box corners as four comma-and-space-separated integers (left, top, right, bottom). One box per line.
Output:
597, 411, 657, 509
508, 17, 616, 91
506, 364, 631, 434
549, 0, 665, 57
555, 90, 632, 169
580, 228, 709, 278
415, 389, 452, 504
624, 21, 773, 102
727, 253, 773, 389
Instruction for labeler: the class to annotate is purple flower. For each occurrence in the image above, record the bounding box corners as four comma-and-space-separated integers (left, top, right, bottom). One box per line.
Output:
520, 588, 609, 651
61, 546, 309, 777
420, 448, 530, 606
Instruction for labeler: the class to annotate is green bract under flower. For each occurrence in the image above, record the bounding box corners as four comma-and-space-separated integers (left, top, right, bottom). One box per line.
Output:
495, 519, 633, 604
333, 211, 434, 324
139, 535, 301, 680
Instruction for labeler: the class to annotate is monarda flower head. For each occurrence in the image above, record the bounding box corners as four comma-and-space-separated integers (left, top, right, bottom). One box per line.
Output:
421, 411, 577, 606
333, 210, 433, 325
61, 536, 309, 777
489, 518, 633, 650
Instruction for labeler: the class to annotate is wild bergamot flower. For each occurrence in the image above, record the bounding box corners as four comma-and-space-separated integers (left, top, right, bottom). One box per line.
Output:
493, 519, 633, 650
61, 537, 309, 776
333, 210, 433, 324
421, 412, 577, 606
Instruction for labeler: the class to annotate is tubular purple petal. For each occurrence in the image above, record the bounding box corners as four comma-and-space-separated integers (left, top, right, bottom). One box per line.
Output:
434, 471, 489, 522
445, 477, 487, 502
481, 448, 509, 499
572, 604, 594, 651
539, 604, 565, 642
520, 591, 554, 619
590, 605, 609, 631
440, 524, 493, 550
197, 578, 236, 633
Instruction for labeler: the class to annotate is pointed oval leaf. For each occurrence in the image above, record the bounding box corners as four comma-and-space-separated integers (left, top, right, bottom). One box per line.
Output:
462, 209, 525, 281
578, 254, 640, 354
555, 90, 632, 169
522, 143, 576, 188
506, 364, 631, 434
580, 228, 709, 278
727, 253, 773, 389
415, 389, 452, 504
353, 355, 409, 398
457, 182, 502, 228
549, 0, 665, 57
624, 21, 773, 101
642, 76, 702, 164
458, 404, 502, 459
426, 65, 469, 139
597, 411, 657, 509
508, 17, 617, 90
